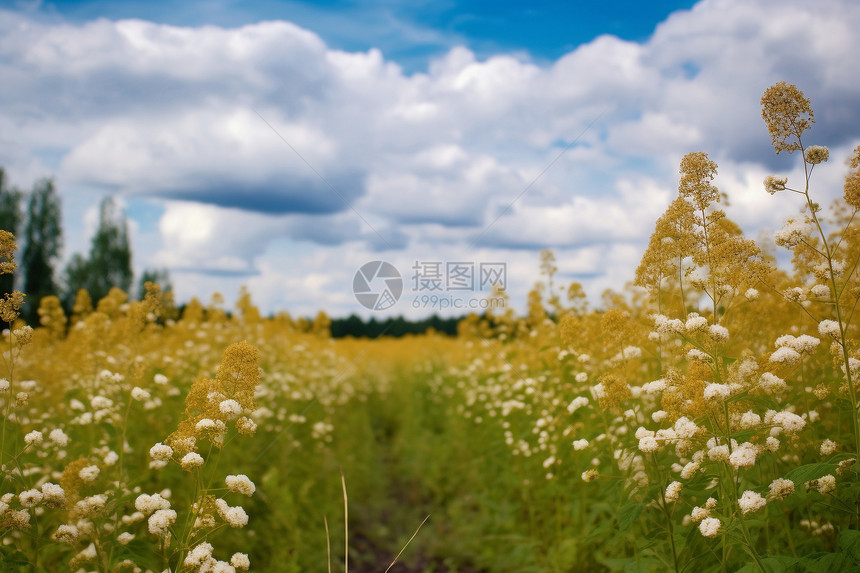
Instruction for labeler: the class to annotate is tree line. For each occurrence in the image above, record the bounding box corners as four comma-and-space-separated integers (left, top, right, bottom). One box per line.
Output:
0, 167, 170, 324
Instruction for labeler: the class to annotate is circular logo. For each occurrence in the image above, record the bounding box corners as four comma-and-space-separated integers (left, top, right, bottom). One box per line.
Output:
353, 261, 403, 311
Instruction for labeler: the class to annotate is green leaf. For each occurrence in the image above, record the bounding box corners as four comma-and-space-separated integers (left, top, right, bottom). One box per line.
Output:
785, 552, 854, 572
838, 529, 860, 561
783, 463, 838, 487
0, 549, 31, 573
735, 556, 794, 573
618, 502, 645, 531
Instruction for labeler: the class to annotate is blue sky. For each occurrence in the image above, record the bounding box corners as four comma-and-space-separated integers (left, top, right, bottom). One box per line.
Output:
1, 0, 859, 318
25, 1, 699, 71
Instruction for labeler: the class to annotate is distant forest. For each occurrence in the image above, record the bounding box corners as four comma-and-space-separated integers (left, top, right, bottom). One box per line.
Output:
329, 313, 462, 338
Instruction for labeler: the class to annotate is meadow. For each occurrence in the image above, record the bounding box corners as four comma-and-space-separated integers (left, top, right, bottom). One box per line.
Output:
2, 83, 860, 573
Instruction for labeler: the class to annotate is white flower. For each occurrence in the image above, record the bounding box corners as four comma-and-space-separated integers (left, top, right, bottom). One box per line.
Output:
729, 442, 758, 469
41, 483, 65, 507
745, 288, 760, 301
154, 373, 169, 385
680, 462, 700, 480
651, 410, 668, 423
759, 372, 787, 394
103, 451, 119, 466
78, 465, 100, 482
231, 553, 251, 571
49, 428, 70, 447
775, 218, 813, 248
148, 508, 177, 536
185, 542, 214, 567
820, 439, 838, 456
18, 489, 43, 508
219, 399, 242, 420
811, 284, 830, 298
769, 346, 801, 365
53, 524, 79, 544
708, 324, 729, 341
818, 319, 842, 338
134, 493, 171, 516
117, 532, 135, 545
215, 499, 249, 527
699, 517, 721, 537
665, 481, 683, 503
691, 506, 710, 522
768, 478, 795, 500
131, 387, 150, 401
738, 490, 766, 514
816, 474, 836, 494
567, 396, 589, 413
225, 474, 256, 496
0, 378, 8, 392
181, 452, 205, 470
150, 443, 174, 461
638, 436, 659, 453
572, 439, 589, 451
805, 145, 830, 164
773, 411, 806, 434
703, 383, 731, 401
24, 430, 43, 446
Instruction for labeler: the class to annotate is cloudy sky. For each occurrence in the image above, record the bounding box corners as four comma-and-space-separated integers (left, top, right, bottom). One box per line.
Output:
1, 0, 859, 319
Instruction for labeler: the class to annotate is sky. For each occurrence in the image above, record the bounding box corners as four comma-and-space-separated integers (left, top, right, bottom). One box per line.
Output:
1, 0, 859, 319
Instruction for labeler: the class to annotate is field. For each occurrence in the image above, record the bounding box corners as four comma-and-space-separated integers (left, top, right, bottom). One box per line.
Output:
2, 84, 860, 573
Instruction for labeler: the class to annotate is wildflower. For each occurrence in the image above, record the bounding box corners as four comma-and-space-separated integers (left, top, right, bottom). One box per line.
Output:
708, 324, 729, 342
219, 398, 242, 420
150, 442, 173, 461
103, 451, 118, 466
691, 506, 710, 522
729, 442, 758, 469
52, 524, 79, 543
567, 396, 589, 413
117, 532, 134, 545
699, 517, 721, 537
818, 320, 841, 338
704, 383, 730, 401
820, 439, 837, 456
638, 436, 659, 453
665, 481, 683, 503
768, 478, 795, 500
134, 493, 171, 515
773, 411, 806, 434
236, 416, 257, 436
49, 428, 70, 447
774, 218, 813, 248
24, 430, 43, 447
148, 508, 177, 536
215, 498, 249, 527
738, 490, 766, 514
78, 465, 100, 482
226, 474, 256, 496
761, 82, 813, 154
18, 489, 43, 508
759, 372, 787, 394
745, 288, 760, 300
185, 542, 215, 568
572, 439, 589, 451
681, 462, 700, 479
685, 314, 708, 332
764, 175, 788, 194
154, 373, 169, 385
231, 553, 251, 571
651, 410, 668, 423
769, 346, 801, 366
766, 436, 781, 452
816, 474, 836, 494
844, 146, 860, 208
0, 378, 8, 392
581, 469, 599, 482
181, 452, 205, 470
811, 284, 830, 298
805, 145, 829, 164
41, 483, 65, 507
131, 387, 150, 401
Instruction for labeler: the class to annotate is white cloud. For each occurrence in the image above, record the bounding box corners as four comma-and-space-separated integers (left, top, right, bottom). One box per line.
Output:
1, 0, 859, 315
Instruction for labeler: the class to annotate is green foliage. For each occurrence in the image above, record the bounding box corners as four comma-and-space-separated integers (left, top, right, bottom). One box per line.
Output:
21, 177, 62, 321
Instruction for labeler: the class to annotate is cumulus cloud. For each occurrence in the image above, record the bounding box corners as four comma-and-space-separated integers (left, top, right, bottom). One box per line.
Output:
1, 0, 860, 315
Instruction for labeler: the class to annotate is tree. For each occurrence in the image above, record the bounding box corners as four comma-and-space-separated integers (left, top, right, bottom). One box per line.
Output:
0, 169, 23, 298
138, 268, 172, 300
22, 178, 62, 322
65, 196, 134, 307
